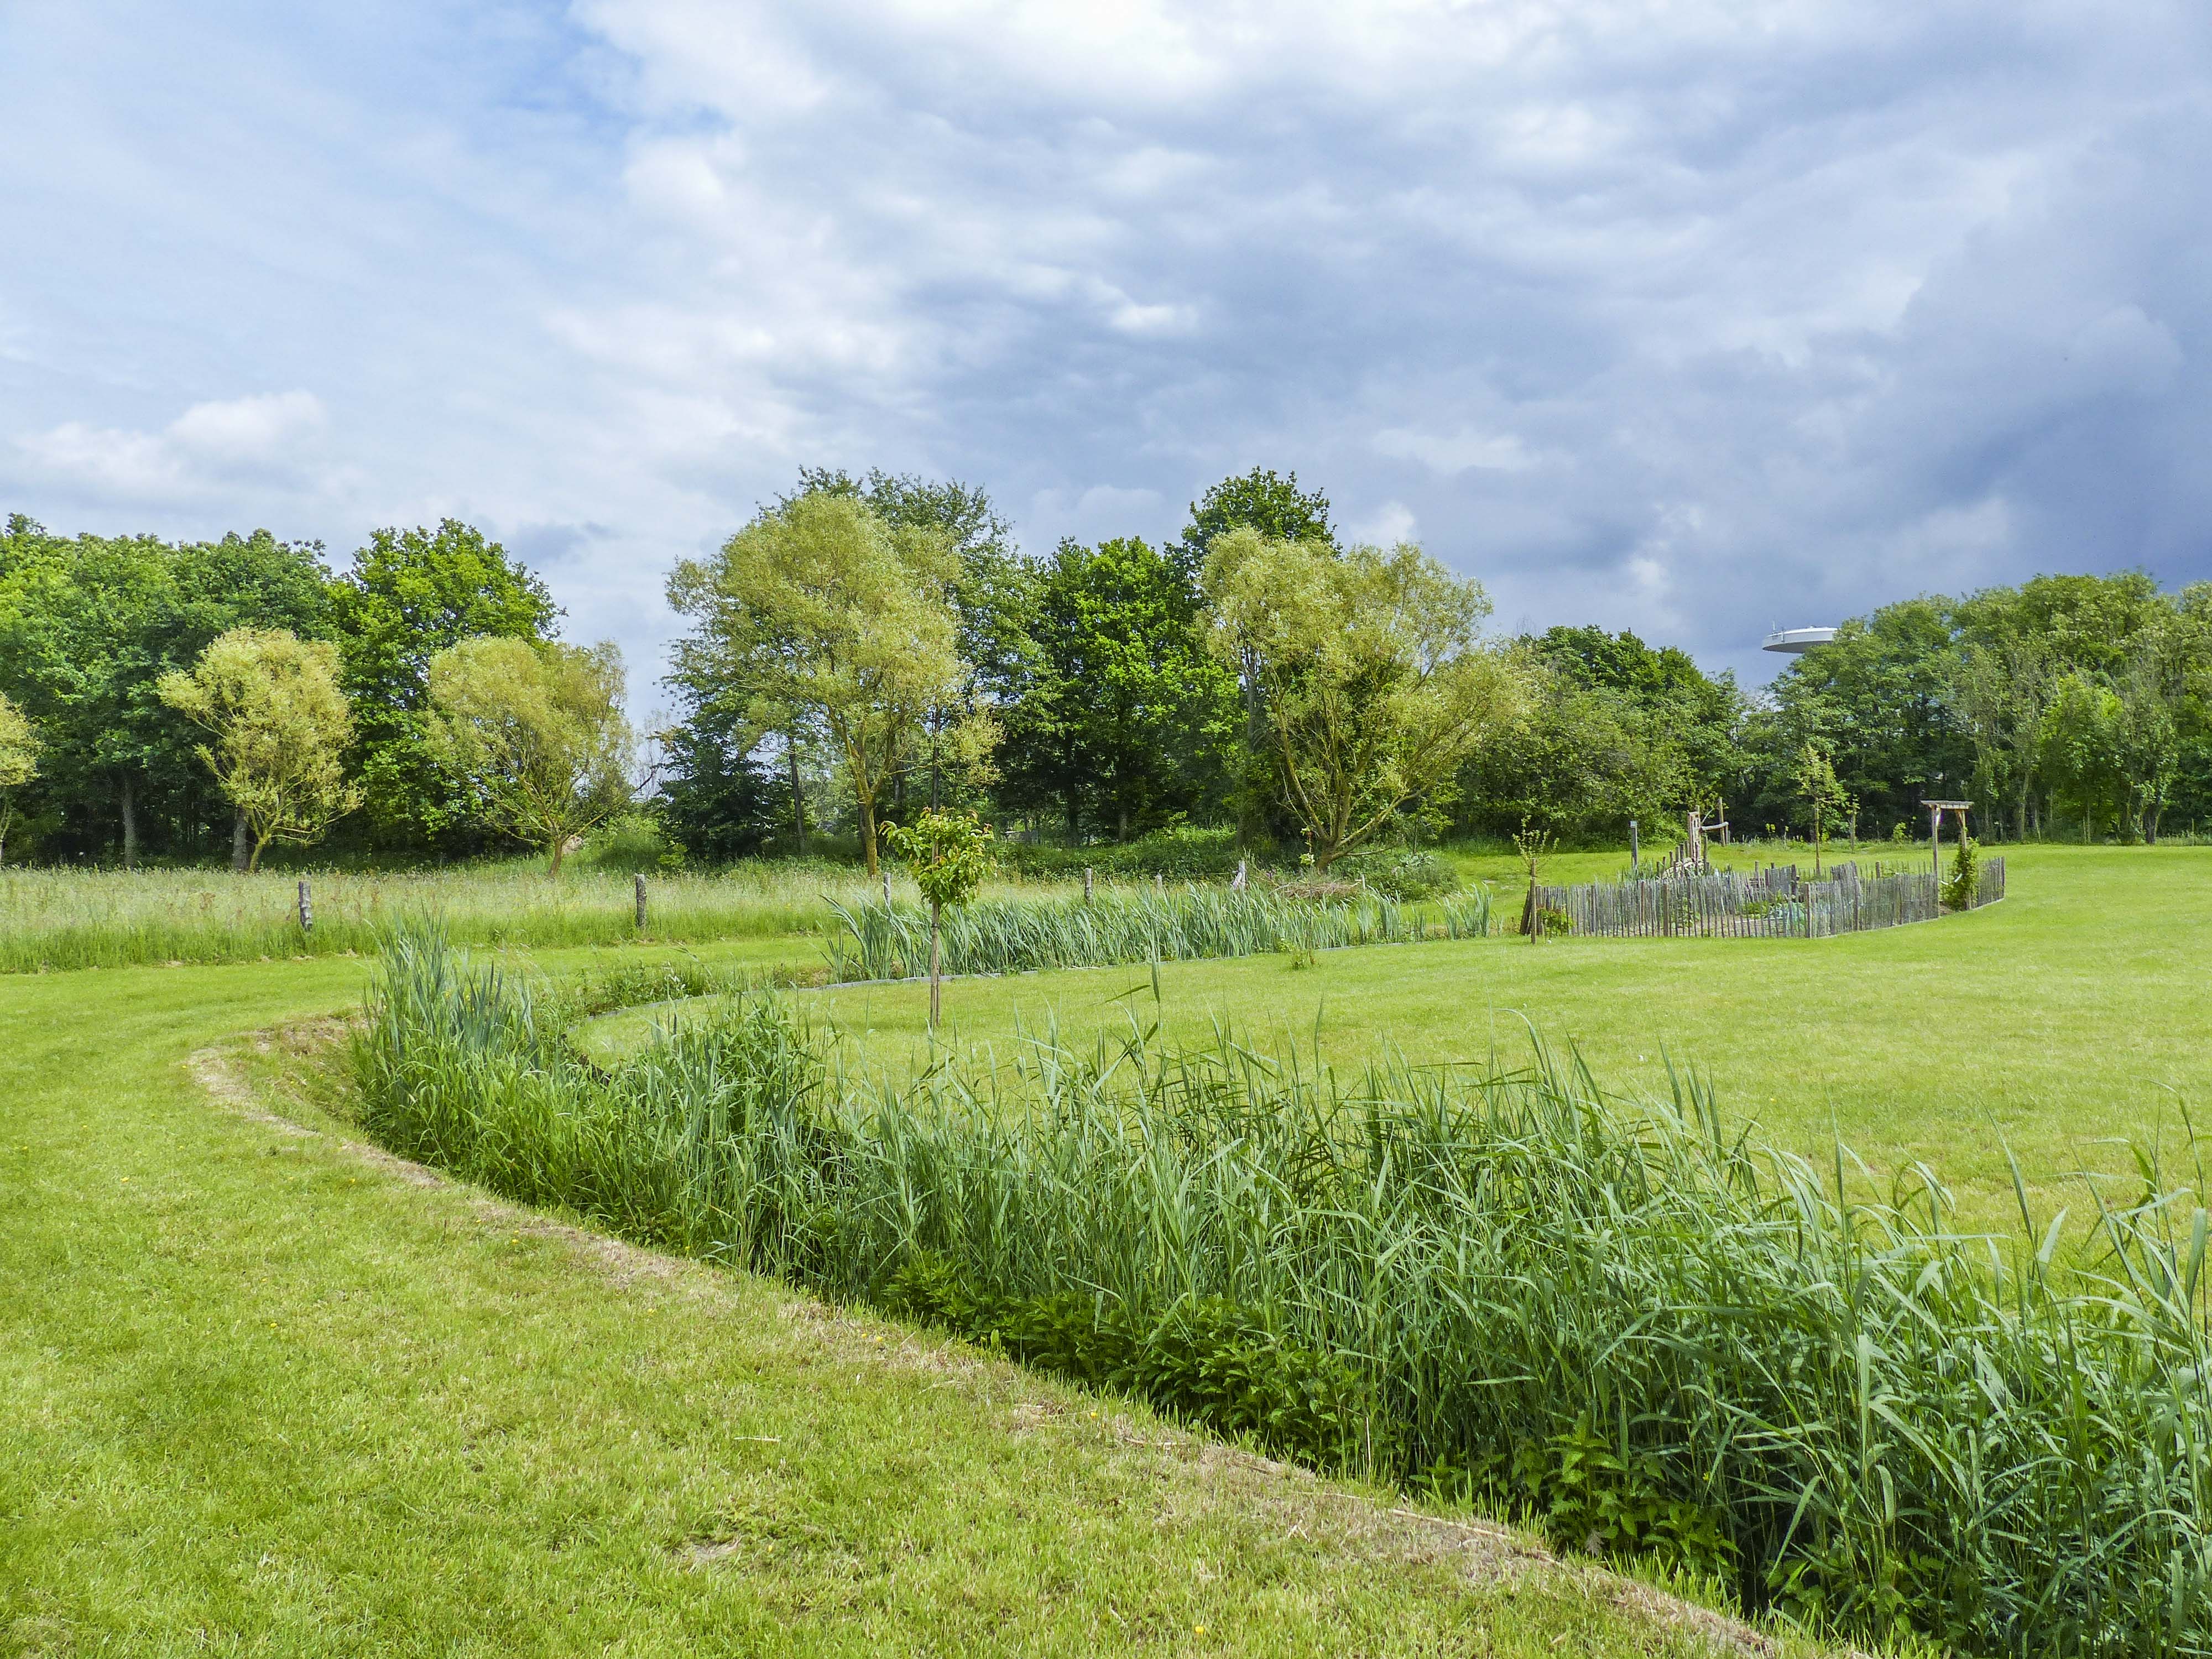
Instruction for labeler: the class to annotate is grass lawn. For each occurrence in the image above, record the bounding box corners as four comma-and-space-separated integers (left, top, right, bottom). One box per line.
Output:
589, 844, 2205, 1227
1, 950, 1802, 1656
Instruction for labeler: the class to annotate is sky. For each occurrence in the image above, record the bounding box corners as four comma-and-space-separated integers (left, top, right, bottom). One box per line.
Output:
3, 0, 2209, 703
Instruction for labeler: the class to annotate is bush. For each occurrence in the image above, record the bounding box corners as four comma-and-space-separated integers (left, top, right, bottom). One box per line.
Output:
1333, 846, 1459, 900
995, 825, 1243, 879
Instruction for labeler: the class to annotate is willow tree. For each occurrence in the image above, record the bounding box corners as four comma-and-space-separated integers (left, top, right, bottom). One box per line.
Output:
1204, 529, 1517, 869
667, 492, 990, 875
155, 628, 361, 871
425, 637, 633, 877
0, 690, 39, 863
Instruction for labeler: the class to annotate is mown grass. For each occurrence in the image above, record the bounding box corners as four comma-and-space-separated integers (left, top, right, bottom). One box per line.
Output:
359, 929, 2212, 1655
0, 948, 1807, 1658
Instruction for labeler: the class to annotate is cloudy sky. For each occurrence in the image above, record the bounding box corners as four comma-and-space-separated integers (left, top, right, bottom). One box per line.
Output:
4, 1, 2208, 699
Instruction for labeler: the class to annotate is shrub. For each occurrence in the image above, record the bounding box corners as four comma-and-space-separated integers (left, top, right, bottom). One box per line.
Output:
1942, 836, 1981, 911
1331, 846, 1459, 899
995, 825, 1243, 879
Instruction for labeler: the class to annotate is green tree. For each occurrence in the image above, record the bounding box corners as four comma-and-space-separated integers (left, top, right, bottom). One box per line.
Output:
881, 807, 993, 1030
0, 689, 38, 863
1791, 740, 1851, 877
1203, 530, 1517, 869
329, 521, 559, 850
780, 468, 1035, 813
2038, 672, 2127, 842
0, 518, 332, 864
425, 637, 633, 877
666, 493, 990, 875
156, 628, 361, 871
1177, 467, 1335, 573
997, 536, 1237, 839
1457, 655, 1687, 841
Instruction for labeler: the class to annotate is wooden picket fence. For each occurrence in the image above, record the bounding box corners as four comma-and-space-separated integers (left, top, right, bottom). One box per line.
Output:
1529, 857, 2006, 941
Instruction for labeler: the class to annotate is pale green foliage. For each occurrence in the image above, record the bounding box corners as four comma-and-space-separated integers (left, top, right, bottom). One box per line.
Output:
155, 628, 359, 870
881, 807, 994, 912
667, 494, 994, 875
425, 637, 633, 877
0, 688, 38, 862
881, 807, 994, 1028
1791, 740, 1851, 875
1203, 529, 1517, 868
2038, 672, 2128, 842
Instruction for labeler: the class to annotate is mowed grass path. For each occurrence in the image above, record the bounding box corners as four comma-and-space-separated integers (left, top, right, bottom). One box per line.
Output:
601, 846, 2208, 1223
1, 953, 1780, 1656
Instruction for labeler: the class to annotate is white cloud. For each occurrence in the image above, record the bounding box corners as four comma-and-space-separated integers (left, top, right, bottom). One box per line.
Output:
18, 392, 338, 502
1374, 427, 1540, 474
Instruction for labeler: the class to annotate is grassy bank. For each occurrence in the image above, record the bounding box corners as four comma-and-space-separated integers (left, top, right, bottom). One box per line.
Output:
358, 930, 2212, 1655
1, 946, 1799, 1657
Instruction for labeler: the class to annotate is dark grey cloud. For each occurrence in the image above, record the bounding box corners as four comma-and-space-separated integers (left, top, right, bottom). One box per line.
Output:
3, 0, 2209, 689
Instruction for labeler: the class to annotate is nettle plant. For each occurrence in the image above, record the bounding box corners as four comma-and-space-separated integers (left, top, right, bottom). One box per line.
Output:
881, 808, 993, 1030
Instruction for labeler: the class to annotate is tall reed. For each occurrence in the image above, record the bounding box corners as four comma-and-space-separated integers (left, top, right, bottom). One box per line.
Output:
821, 885, 1493, 981
354, 930, 2212, 1656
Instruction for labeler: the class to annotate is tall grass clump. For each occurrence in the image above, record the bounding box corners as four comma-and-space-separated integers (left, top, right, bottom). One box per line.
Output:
822, 884, 1492, 982
356, 928, 2212, 1656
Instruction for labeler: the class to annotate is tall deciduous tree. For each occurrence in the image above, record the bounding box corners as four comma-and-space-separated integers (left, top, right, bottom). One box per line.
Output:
425, 637, 633, 878
0, 689, 39, 864
156, 628, 360, 871
330, 521, 559, 849
2039, 672, 2127, 842
1203, 529, 1517, 869
1178, 471, 1335, 848
666, 493, 990, 875
997, 536, 1237, 840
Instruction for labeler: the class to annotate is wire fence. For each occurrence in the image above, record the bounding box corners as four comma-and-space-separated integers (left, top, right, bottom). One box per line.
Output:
1529, 857, 2006, 940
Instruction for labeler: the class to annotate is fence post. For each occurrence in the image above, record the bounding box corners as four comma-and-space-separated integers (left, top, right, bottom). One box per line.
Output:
1155, 873, 1164, 894
1083, 866, 1094, 902
297, 879, 313, 933
634, 873, 648, 931
1629, 818, 1639, 877
883, 867, 893, 908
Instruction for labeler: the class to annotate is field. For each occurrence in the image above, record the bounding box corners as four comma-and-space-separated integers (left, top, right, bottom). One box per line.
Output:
6, 842, 2207, 1654
586, 844, 2201, 1226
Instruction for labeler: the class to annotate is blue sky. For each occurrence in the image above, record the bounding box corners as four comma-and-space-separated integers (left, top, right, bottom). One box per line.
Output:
4, 0, 2209, 703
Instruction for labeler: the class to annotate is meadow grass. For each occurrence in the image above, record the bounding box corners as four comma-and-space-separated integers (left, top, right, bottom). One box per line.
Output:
0, 858, 1087, 973
358, 929, 2212, 1655
0, 947, 1798, 1658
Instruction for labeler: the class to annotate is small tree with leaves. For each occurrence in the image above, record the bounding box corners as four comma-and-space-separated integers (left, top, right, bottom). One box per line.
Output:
0, 690, 39, 864
156, 628, 360, 871
881, 808, 993, 1030
1792, 740, 1851, 878
1513, 821, 1556, 944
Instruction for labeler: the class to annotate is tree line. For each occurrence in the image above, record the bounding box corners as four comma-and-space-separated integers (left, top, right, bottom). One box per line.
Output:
1, 478, 2200, 874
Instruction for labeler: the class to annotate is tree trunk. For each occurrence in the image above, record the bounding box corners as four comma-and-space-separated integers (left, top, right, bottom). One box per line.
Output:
231, 808, 252, 874
859, 793, 879, 875
928, 900, 942, 1031
0, 801, 12, 864
548, 835, 566, 879
787, 737, 807, 854
120, 771, 138, 869
249, 827, 274, 874
930, 733, 941, 810
1237, 663, 1265, 851
2148, 801, 2163, 844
